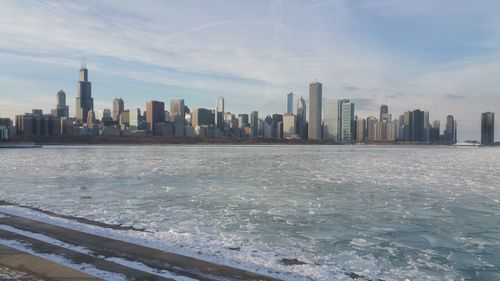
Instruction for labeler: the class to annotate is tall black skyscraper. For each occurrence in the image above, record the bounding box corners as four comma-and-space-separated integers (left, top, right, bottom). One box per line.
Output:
444, 115, 456, 144
146, 101, 165, 134
410, 109, 424, 142
286, 92, 293, 114
75, 59, 93, 123
380, 105, 388, 120
481, 112, 495, 145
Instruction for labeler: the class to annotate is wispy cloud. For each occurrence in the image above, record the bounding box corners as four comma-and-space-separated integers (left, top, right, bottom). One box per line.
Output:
445, 94, 466, 100
1, 0, 500, 140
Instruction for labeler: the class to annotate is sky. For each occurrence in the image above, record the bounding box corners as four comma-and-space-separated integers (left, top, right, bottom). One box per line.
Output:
1, 0, 500, 141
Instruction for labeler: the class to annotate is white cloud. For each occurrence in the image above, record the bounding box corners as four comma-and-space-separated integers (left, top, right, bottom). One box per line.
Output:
1, 0, 500, 140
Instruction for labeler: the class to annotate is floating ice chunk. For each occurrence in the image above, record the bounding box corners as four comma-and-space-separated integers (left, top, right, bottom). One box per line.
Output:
350, 238, 377, 247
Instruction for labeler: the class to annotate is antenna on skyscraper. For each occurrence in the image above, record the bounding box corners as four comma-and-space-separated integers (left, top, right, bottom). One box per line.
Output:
83, 57, 87, 68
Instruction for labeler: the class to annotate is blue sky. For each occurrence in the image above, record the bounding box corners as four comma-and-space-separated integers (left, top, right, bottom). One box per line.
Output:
1, 0, 500, 140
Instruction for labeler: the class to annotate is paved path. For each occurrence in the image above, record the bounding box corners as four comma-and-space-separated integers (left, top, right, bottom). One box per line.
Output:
0, 212, 283, 281
0, 243, 102, 281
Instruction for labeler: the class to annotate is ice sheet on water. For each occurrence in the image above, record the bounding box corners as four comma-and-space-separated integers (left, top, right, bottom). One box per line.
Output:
1, 145, 500, 280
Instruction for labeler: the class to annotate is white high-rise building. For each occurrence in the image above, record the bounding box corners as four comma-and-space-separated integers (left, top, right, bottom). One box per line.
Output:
341, 101, 355, 142
283, 113, 297, 139
323, 99, 341, 141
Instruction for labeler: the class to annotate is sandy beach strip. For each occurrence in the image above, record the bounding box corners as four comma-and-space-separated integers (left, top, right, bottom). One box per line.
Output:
0, 243, 102, 281
0, 228, 180, 280
0, 211, 283, 281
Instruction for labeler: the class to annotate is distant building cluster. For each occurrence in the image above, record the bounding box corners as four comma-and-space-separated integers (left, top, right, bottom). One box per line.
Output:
0, 62, 496, 145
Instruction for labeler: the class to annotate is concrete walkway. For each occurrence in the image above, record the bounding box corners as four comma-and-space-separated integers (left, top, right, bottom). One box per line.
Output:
0, 243, 102, 281
0, 212, 283, 281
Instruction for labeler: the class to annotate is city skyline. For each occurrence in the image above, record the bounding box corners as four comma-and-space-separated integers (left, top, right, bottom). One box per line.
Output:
2, 1, 500, 141
1, 61, 496, 144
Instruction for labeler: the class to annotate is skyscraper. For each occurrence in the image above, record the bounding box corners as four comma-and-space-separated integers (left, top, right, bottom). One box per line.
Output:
430, 120, 440, 142
238, 114, 249, 129
146, 101, 165, 134
87, 110, 96, 128
98, 109, 113, 126
432, 120, 441, 131
16, 110, 60, 137
366, 117, 378, 141
272, 114, 283, 138
356, 118, 366, 143
444, 115, 456, 144
250, 111, 259, 138
170, 99, 185, 123
380, 105, 388, 121
323, 99, 341, 141
402, 111, 410, 141
296, 97, 307, 139
409, 109, 424, 141
283, 113, 296, 139
341, 101, 355, 142
129, 108, 143, 130
481, 112, 495, 145
192, 108, 214, 127
112, 98, 124, 122
263, 115, 273, 138
286, 92, 293, 114
51, 90, 69, 118
225, 113, 235, 130
170, 99, 185, 136
119, 110, 130, 126
308, 82, 322, 140
216, 97, 224, 131
423, 110, 430, 142
453, 120, 457, 143
238, 113, 249, 138
75, 60, 93, 123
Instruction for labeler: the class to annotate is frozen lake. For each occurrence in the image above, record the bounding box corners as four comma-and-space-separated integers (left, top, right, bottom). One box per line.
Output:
0, 145, 499, 280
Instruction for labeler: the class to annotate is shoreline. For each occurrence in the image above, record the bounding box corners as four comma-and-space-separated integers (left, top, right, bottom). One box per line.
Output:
0, 201, 381, 281
3, 135, 468, 146
0, 207, 283, 281
0, 243, 101, 281
0, 200, 146, 232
